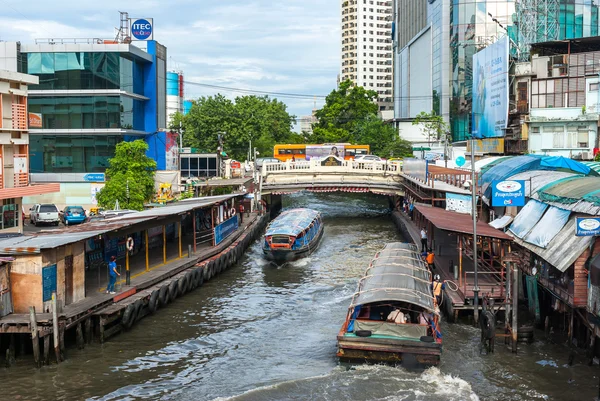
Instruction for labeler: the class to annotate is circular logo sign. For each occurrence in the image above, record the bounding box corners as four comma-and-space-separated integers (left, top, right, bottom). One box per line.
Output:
496, 180, 522, 193
131, 19, 153, 40
578, 218, 600, 231
455, 156, 466, 167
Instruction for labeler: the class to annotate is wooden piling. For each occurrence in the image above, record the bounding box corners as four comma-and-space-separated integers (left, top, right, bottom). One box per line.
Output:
76, 322, 84, 350
85, 318, 92, 344
5, 334, 15, 368
52, 292, 61, 363
505, 262, 511, 338
43, 335, 50, 365
29, 306, 41, 368
59, 324, 65, 359
512, 263, 518, 353
99, 316, 105, 343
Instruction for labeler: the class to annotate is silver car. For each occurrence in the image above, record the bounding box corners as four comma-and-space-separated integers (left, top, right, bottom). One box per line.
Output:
30, 204, 60, 226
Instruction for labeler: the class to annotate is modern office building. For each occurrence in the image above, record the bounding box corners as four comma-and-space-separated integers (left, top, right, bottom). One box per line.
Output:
0, 36, 167, 208
341, 0, 394, 111
0, 64, 59, 232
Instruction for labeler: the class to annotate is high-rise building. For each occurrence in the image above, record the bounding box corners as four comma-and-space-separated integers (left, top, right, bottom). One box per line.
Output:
341, 0, 394, 112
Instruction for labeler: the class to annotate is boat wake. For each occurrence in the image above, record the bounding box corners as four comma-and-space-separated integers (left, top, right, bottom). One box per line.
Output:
210, 365, 479, 401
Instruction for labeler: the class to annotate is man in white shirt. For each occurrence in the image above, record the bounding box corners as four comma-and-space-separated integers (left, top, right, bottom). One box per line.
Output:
420, 228, 428, 253
386, 308, 406, 324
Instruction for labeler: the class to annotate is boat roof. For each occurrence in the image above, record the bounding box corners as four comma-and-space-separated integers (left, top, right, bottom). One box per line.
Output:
265, 208, 320, 236
350, 242, 436, 313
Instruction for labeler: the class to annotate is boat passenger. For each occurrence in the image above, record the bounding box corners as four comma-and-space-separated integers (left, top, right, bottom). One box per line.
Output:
431, 275, 446, 306
386, 308, 406, 324
419, 312, 430, 325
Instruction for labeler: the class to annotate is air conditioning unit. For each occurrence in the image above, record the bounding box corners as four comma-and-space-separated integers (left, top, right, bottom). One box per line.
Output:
581, 151, 592, 160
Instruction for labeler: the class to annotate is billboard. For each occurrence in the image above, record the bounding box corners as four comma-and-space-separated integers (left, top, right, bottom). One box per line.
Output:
130, 18, 154, 41
165, 131, 179, 170
29, 112, 42, 128
576, 217, 600, 236
306, 145, 345, 160
472, 36, 509, 138
467, 138, 505, 154
491, 180, 526, 207
446, 193, 473, 214
402, 159, 428, 182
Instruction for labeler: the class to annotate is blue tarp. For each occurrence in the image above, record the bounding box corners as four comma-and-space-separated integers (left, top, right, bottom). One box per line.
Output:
481, 155, 595, 200
509, 199, 548, 239
522, 206, 571, 248
265, 208, 320, 236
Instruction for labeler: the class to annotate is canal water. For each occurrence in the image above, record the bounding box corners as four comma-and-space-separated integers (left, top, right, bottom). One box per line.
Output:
2, 193, 599, 400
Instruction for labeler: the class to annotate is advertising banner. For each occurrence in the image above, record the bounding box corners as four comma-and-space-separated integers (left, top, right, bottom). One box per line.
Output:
28, 112, 42, 128
214, 215, 239, 245
306, 145, 345, 160
165, 131, 179, 171
446, 193, 473, 215
576, 217, 600, 236
130, 18, 154, 41
466, 138, 505, 154
403, 159, 428, 181
491, 180, 526, 207
472, 37, 509, 138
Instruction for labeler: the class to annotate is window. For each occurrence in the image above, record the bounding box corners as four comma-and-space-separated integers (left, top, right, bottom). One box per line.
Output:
552, 132, 564, 148
590, 83, 599, 92
530, 126, 540, 133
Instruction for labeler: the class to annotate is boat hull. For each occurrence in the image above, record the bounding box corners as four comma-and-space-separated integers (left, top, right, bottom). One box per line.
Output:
337, 335, 441, 366
263, 225, 324, 263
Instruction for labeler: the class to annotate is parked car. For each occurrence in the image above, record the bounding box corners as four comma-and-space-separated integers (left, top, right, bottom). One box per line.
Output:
255, 157, 281, 169
30, 204, 60, 226
354, 154, 383, 162
60, 206, 87, 226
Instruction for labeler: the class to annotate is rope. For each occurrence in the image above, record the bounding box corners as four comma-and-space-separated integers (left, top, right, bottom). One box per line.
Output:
445, 280, 459, 292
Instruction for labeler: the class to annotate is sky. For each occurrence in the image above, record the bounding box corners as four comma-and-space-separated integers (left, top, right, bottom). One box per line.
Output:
0, 0, 340, 122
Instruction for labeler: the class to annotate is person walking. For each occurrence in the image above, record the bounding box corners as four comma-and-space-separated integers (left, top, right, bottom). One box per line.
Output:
420, 228, 428, 253
106, 255, 120, 295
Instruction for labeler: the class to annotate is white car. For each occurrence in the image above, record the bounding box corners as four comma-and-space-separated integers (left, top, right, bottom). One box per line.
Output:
30, 204, 60, 226
354, 154, 382, 161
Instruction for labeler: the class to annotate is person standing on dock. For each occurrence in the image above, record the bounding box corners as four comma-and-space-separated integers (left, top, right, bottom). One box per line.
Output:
106, 255, 120, 295
420, 228, 428, 253
239, 203, 244, 224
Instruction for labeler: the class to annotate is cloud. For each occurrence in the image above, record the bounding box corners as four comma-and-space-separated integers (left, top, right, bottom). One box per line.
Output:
1, 0, 340, 119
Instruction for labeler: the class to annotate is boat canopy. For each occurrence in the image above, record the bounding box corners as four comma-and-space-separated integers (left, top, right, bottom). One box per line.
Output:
350, 243, 436, 313
265, 208, 320, 236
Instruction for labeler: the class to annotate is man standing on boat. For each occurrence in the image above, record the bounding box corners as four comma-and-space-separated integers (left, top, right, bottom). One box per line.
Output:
431, 275, 446, 307
420, 228, 428, 253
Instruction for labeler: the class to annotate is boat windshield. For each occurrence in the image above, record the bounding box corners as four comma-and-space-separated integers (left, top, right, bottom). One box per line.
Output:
271, 236, 289, 244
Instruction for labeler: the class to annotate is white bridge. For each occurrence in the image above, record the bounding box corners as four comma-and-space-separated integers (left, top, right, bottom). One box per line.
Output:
259, 159, 404, 196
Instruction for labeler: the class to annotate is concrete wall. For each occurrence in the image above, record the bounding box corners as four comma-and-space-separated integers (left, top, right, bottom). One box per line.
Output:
23, 182, 105, 212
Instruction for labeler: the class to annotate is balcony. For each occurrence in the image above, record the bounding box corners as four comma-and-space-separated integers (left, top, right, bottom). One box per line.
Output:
12, 104, 27, 130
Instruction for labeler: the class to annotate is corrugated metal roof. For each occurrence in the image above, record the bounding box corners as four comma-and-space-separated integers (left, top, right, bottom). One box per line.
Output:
414, 204, 512, 239
511, 217, 594, 272
538, 176, 600, 205
507, 170, 579, 198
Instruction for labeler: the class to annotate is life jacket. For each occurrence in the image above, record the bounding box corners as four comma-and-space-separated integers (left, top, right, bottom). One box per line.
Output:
433, 281, 443, 296
426, 253, 434, 264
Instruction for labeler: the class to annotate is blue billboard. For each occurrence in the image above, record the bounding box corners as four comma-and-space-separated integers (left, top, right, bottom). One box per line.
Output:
472, 37, 509, 138
576, 217, 600, 236
214, 215, 239, 245
491, 180, 525, 207
130, 18, 154, 41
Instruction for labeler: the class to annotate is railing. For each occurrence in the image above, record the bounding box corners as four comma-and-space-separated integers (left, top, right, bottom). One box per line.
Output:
262, 159, 403, 176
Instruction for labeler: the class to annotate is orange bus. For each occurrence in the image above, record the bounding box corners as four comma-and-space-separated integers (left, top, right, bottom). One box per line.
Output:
274, 143, 370, 161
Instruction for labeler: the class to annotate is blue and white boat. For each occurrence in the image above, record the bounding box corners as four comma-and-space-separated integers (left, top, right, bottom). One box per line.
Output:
263, 208, 323, 263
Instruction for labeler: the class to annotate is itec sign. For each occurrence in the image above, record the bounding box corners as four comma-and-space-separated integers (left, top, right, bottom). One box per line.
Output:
130, 18, 154, 41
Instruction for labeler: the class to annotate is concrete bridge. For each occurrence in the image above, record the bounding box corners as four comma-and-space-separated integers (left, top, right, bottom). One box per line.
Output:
259, 159, 404, 197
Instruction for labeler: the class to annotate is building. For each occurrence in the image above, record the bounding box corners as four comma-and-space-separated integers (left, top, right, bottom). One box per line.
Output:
0, 65, 59, 234
299, 108, 318, 136
166, 70, 184, 128
0, 38, 167, 209
341, 0, 394, 112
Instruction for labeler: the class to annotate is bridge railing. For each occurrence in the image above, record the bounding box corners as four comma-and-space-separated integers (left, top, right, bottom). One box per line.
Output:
261, 159, 403, 176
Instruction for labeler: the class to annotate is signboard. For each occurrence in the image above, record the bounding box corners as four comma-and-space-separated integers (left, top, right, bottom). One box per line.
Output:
321, 156, 342, 166
446, 193, 473, 214
14, 157, 27, 174
130, 18, 154, 41
231, 161, 241, 169
491, 180, 526, 207
403, 159, 428, 182
306, 145, 345, 160
83, 173, 105, 182
472, 36, 509, 138
28, 112, 42, 128
165, 131, 179, 171
467, 138, 505, 154
214, 215, 239, 245
42, 264, 57, 302
576, 217, 600, 236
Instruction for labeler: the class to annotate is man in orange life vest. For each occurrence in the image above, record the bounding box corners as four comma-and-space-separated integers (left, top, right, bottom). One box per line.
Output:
426, 249, 435, 270
431, 274, 446, 306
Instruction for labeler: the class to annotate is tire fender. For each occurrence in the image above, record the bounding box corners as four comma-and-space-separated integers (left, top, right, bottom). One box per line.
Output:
185, 271, 195, 292
203, 263, 210, 280
206, 260, 215, 277
177, 275, 188, 295
121, 303, 136, 328
169, 279, 179, 300
158, 285, 170, 306
148, 290, 160, 314
194, 268, 204, 287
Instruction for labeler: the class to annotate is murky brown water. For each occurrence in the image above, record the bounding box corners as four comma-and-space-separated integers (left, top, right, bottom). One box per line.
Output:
1, 193, 599, 400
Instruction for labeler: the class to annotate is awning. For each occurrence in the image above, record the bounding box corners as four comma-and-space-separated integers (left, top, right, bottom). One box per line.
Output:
511, 216, 594, 272
508, 199, 548, 239
414, 204, 512, 240
489, 215, 513, 229
522, 206, 570, 248
0, 183, 60, 200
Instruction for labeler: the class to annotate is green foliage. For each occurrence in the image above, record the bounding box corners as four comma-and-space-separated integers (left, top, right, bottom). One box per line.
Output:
412, 110, 450, 144
96, 140, 156, 211
178, 94, 300, 160
595, 152, 600, 162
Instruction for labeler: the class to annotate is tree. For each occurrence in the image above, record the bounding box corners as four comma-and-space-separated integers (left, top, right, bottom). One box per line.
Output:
412, 111, 450, 146
178, 94, 300, 160
354, 115, 411, 158
312, 80, 378, 143
96, 140, 156, 211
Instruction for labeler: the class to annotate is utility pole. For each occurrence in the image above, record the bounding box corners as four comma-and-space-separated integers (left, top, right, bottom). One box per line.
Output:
471, 136, 479, 324
178, 121, 183, 171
